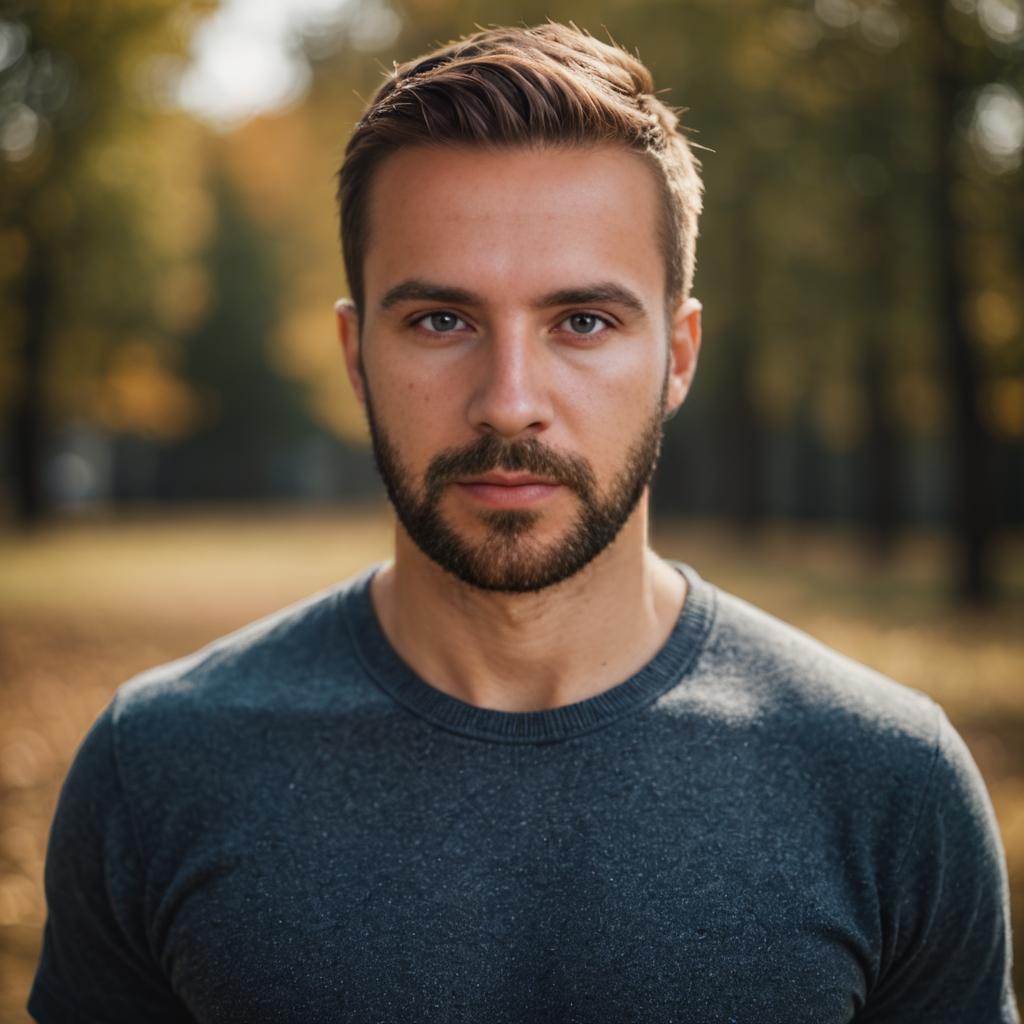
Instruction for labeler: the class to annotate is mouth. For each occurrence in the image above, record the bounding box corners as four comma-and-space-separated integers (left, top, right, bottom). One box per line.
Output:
458, 473, 558, 487
455, 474, 562, 508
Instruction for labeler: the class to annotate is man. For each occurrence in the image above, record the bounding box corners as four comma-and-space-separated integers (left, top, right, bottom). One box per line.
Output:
30, 22, 1017, 1024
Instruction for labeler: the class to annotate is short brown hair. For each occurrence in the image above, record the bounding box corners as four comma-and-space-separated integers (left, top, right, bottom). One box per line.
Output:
336, 21, 704, 318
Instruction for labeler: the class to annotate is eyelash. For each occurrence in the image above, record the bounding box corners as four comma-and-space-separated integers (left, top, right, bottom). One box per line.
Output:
410, 311, 615, 338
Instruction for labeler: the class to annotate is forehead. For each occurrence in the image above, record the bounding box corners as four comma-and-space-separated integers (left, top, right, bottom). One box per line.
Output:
362, 144, 665, 311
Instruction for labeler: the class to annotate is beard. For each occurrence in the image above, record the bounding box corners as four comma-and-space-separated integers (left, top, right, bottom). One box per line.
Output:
361, 367, 670, 594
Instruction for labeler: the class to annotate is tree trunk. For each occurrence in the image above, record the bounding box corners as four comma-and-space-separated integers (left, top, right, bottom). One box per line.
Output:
859, 173, 902, 562
927, 61, 996, 604
10, 234, 53, 527
720, 187, 765, 535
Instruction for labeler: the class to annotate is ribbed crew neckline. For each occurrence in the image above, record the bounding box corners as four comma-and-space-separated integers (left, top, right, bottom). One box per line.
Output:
341, 560, 717, 744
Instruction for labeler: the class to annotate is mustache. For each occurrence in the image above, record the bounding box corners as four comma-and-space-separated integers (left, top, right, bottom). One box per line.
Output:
425, 433, 596, 497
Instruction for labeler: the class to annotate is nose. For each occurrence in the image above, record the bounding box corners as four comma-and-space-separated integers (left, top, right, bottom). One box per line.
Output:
465, 321, 554, 438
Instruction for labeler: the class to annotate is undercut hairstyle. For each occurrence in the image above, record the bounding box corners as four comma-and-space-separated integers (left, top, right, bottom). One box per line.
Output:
336, 22, 704, 320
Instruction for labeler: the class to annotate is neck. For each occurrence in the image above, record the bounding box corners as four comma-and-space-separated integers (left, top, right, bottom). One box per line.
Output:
369, 498, 687, 712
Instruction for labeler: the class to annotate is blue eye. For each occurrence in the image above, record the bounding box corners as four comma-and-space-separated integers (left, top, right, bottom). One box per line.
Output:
416, 311, 466, 333
561, 312, 611, 336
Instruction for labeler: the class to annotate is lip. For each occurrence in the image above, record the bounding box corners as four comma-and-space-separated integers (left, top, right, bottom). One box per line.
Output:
455, 476, 562, 508
458, 473, 558, 486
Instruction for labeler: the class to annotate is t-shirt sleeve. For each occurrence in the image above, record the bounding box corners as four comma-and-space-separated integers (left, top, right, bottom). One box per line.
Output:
860, 706, 1020, 1023
28, 701, 191, 1023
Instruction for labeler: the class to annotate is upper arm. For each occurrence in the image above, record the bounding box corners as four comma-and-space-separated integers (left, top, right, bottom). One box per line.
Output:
28, 703, 191, 1023
860, 708, 1019, 1023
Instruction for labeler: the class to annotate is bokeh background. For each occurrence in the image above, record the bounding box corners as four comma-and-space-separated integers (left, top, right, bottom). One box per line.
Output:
1, 0, 1023, 1018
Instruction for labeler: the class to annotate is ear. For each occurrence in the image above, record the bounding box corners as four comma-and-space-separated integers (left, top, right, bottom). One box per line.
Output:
664, 296, 702, 421
335, 298, 366, 410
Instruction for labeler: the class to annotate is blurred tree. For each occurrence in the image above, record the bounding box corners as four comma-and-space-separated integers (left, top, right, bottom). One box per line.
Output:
218, 84, 371, 448
160, 165, 309, 498
0, 0, 213, 525
787, 0, 1022, 597
909, 0, 1021, 603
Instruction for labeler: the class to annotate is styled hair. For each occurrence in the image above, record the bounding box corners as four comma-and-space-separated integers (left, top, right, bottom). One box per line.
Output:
336, 21, 704, 318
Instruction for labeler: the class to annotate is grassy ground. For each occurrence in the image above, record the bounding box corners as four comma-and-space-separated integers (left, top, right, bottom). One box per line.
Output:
1, 506, 1021, 1020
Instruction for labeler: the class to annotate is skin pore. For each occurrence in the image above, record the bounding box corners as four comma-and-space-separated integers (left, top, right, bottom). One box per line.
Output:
336, 143, 702, 712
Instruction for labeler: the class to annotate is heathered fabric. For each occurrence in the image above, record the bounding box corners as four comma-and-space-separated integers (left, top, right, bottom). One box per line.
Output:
29, 560, 1019, 1023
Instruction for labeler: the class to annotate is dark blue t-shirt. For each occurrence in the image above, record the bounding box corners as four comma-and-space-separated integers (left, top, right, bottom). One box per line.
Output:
29, 561, 1019, 1022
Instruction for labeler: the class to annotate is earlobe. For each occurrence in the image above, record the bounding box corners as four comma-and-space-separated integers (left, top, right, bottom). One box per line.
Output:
334, 298, 366, 408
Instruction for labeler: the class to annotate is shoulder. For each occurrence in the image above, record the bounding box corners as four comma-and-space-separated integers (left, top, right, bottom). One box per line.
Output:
687, 581, 943, 777
109, 563, 391, 742
683, 581, 1009, 917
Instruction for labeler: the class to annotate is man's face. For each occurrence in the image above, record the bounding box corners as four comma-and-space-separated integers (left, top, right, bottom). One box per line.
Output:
344, 144, 696, 593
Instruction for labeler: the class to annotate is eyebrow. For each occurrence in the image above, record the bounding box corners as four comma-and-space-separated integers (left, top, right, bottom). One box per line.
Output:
539, 284, 647, 317
379, 280, 476, 312
378, 278, 648, 318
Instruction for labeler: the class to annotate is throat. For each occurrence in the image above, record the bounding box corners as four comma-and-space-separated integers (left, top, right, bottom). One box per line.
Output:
370, 552, 686, 713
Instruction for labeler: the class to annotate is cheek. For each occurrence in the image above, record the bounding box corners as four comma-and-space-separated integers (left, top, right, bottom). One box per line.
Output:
369, 355, 438, 419
370, 369, 457, 465
559, 350, 662, 432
